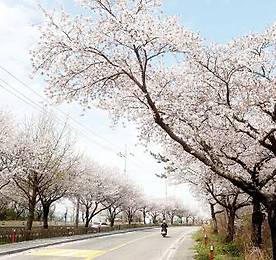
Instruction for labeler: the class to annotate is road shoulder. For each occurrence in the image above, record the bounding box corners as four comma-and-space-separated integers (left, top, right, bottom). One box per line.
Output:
166, 226, 199, 260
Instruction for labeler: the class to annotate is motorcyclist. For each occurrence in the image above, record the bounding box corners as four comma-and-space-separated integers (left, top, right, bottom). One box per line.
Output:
161, 220, 168, 234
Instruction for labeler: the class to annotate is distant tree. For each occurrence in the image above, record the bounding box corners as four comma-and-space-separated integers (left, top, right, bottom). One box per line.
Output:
147, 201, 161, 224
139, 198, 152, 225
102, 173, 133, 227
73, 161, 114, 228
165, 198, 185, 225
122, 187, 142, 225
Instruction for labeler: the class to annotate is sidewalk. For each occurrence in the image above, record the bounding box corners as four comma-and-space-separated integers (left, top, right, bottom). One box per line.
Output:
0, 227, 155, 256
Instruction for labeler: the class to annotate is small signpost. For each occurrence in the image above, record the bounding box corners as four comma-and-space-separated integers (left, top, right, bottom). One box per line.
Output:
204, 233, 208, 246
209, 244, 215, 260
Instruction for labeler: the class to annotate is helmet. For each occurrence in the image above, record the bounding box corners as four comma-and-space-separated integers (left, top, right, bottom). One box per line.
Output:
163, 220, 166, 223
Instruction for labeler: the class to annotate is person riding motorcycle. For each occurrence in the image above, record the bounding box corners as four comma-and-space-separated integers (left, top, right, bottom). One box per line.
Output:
161, 220, 168, 235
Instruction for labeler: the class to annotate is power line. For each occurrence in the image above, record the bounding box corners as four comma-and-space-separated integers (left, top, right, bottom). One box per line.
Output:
0, 65, 125, 153
0, 78, 123, 156
0, 78, 45, 112
0, 65, 126, 153
0, 83, 44, 113
0, 67, 150, 173
0, 65, 151, 172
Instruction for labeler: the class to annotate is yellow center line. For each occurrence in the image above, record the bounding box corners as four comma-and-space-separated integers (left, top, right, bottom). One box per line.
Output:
31, 248, 106, 259
89, 232, 156, 259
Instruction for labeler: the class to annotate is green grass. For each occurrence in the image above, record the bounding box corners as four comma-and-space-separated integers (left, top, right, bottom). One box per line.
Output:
193, 229, 243, 260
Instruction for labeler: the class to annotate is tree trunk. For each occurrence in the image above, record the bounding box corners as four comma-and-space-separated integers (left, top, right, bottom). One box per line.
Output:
26, 174, 38, 232
186, 216, 189, 224
210, 203, 218, 234
128, 215, 132, 225
26, 194, 37, 231
225, 209, 235, 242
36, 209, 42, 221
267, 204, 276, 260
108, 208, 116, 227
85, 207, 90, 228
110, 216, 115, 227
251, 198, 264, 248
143, 210, 146, 224
42, 203, 50, 229
85, 219, 89, 228
75, 197, 80, 228
170, 216, 174, 225
126, 209, 133, 225
81, 211, 85, 223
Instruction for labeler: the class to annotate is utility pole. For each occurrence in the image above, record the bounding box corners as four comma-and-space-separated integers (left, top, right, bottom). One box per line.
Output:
118, 144, 134, 178
155, 173, 168, 202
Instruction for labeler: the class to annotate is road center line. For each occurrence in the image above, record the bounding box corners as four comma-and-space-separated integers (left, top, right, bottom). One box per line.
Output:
108, 233, 156, 252
89, 232, 157, 259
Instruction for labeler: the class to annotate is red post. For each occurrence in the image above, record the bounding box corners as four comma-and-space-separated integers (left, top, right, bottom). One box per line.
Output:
11, 229, 16, 243
209, 244, 215, 260
204, 234, 208, 246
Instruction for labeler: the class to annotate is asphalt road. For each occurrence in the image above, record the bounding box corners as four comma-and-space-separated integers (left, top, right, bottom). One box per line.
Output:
1, 226, 198, 260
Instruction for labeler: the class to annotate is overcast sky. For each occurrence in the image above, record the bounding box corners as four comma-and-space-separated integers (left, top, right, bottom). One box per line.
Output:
1, 0, 276, 218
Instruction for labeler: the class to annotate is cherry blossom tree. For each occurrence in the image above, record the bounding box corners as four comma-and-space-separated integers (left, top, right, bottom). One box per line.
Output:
165, 198, 185, 225
147, 201, 160, 224
38, 152, 81, 229
32, 116, 81, 229
172, 165, 252, 241
73, 161, 116, 228
7, 113, 78, 230
122, 185, 142, 225
139, 198, 152, 225
203, 176, 251, 242
174, 207, 188, 225
102, 173, 134, 227
8, 119, 43, 231
208, 201, 223, 234
33, 0, 276, 256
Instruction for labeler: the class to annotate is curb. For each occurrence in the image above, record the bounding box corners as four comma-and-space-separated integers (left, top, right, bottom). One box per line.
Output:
0, 227, 156, 257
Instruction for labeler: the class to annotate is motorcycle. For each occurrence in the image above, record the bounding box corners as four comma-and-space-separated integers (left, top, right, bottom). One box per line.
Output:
161, 227, 167, 237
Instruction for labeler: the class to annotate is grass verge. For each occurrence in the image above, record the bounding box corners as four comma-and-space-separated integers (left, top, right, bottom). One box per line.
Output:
193, 228, 243, 260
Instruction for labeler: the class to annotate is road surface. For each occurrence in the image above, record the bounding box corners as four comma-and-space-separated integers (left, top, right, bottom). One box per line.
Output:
1, 226, 198, 260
